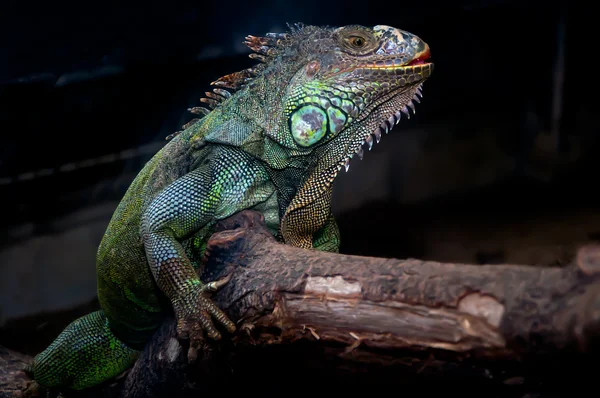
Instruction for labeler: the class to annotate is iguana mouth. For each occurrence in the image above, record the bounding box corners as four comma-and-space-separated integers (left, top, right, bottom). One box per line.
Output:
407, 46, 432, 66
407, 58, 430, 66
326, 52, 432, 78
354, 44, 431, 69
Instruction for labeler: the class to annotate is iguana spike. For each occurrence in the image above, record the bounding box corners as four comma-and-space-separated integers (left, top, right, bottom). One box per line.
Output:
387, 115, 396, 131
244, 35, 279, 56
211, 69, 254, 90
188, 107, 210, 116
394, 111, 402, 125
374, 127, 382, 143
197, 90, 228, 109
165, 131, 183, 141
244, 35, 270, 47
181, 118, 201, 130
248, 53, 268, 63
212, 88, 231, 99
249, 63, 267, 76
401, 106, 410, 118
365, 134, 373, 150
204, 91, 222, 101
200, 98, 220, 109
356, 145, 364, 160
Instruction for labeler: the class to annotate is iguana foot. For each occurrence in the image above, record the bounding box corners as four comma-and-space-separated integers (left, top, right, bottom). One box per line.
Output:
174, 275, 236, 362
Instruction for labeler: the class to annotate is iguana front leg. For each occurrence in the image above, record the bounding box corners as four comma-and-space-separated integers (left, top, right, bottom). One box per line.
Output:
141, 150, 269, 353
142, 227, 235, 342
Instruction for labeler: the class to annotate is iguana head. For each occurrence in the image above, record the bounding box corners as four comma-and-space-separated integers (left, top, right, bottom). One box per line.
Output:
205, 23, 432, 175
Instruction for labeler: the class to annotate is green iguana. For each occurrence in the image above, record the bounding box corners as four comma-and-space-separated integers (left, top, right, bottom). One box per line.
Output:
27, 23, 433, 394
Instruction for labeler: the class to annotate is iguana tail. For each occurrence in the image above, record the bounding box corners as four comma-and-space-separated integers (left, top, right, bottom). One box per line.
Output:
29, 310, 140, 391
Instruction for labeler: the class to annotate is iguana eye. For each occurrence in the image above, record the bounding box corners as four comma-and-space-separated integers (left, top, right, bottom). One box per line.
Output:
338, 29, 377, 54
348, 36, 366, 48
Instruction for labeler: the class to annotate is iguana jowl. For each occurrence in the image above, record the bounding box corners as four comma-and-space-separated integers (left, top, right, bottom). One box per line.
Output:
28, 23, 433, 392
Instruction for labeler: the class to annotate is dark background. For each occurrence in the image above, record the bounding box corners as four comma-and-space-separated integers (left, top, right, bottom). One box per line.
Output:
0, 0, 597, 393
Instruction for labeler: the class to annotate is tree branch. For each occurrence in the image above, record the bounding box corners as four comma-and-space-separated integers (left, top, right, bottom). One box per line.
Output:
121, 210, 600, 396
2, 210, 599, 397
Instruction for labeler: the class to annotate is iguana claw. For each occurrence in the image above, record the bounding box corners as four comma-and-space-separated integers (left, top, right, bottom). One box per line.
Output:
203, 272, 233, 293
174, 275, 236, 362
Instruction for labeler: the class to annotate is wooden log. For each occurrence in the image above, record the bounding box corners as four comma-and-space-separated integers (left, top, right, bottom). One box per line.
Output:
2, 210, 599, 397
121, 210, 600, 396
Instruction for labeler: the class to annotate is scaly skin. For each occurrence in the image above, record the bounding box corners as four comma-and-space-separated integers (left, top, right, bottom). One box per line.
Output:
28, 23, 433, 393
